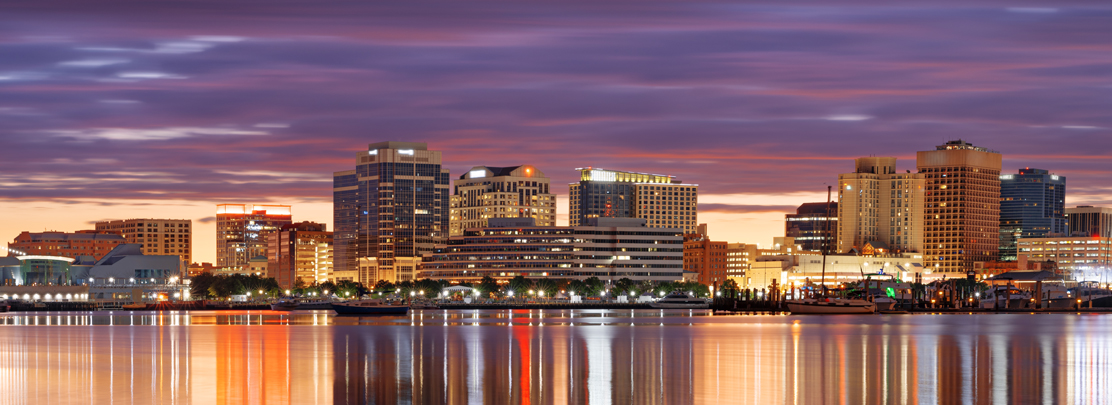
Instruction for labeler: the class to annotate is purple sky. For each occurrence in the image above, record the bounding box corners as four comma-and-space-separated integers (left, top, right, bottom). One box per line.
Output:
3, 1, 1111, 262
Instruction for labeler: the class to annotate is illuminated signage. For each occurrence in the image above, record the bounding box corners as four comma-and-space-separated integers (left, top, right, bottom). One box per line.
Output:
399, 149, 415, 155
369, 149, 378, 155
1000, 175, 1014, 180
469, 170, 487, 178
590, 169, 617, 182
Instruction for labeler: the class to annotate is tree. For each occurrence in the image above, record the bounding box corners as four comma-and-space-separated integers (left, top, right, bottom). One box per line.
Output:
507, 276, 533, 295
477, 276, 500, 297
373, 279, 395, 293
567, 279, 587, 296
534, 278, 558, 297
612, 278, 637, 297
581, 277, 605, 297
721, 279, 740, 295
189, 273, 217, 299
294, 277, 308, 292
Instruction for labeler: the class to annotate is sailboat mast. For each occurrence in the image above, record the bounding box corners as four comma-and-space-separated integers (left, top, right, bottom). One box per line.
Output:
821, 185, 831, 298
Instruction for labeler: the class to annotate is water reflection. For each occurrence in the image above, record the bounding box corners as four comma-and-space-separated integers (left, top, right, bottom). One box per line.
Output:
1, 311, 1111, 404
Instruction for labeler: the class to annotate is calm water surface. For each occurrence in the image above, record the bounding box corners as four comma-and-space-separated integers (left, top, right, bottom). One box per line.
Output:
0, 310, 1110, 404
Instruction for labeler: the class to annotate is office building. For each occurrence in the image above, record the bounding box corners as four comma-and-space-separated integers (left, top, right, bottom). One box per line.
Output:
216, 204, 292, 269
1067, 206, 1112, 238
725, 243, 758, 285
837, 157, 923, 254
1017, 236, 1111, 280
747, 253, 927, 290
450, 165, 556, 236
785, 202, 839, 253
569, 168, 699, 234
7, 230, 124, 260
94, 218, 192, 269
684, 233, 728, 286
267, 222, 333, 290
917, 140, 1003, 273
333, 141, 451, 285
998, 168, 1066, 260
420, 218, 683, 282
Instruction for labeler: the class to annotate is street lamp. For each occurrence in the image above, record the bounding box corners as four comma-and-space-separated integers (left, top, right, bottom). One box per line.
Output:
539, 291, 545, 298
285, 290, 290, 295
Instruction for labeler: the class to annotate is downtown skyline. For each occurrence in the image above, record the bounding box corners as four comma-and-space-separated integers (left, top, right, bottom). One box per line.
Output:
3, 2, 1112, 264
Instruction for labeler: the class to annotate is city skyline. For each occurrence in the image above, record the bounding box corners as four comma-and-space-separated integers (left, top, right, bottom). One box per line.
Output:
3, 2, 1112, 264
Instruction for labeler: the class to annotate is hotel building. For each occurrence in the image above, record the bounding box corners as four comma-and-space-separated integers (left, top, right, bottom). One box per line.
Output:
215, 204, 292, 269
420, 218, 683, 282
917, 140, 1002, 274
266, 222, 333, 290
785, 202, 839, 253
569, 168, 699, 234
333, 141, 451, 285
94, 218, 192, 269
999, 168, 1066, 260
1067, 206, 1112, 238
837, 157, 924, 254
449, 165, 556, 236
7, 230, 124, 261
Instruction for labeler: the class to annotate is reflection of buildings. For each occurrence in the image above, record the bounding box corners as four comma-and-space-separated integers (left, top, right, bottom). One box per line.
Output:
7, 230, 124, 261
95, 218, 193, 269
450, 165, 556, 236
216, 204, 292, 269
569, 167, 699, 234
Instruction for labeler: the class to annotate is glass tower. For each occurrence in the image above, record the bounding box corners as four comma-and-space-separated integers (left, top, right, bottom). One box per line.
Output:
999, 168, 1066, 260
333, 141, 450, 284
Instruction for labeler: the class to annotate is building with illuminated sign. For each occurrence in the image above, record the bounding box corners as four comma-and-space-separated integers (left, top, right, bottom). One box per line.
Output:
918, 140, 1003, 274
7, 230, 125, 261
1067, 206, 1112, 238
333, 141, 451, 285
999, 168, 1066, 260
747, 252, 927, 290
215, 204, 292, 269
785, 202, 839, 253
420, 217, 683, 282
837, 157, 923, 255
569, 168, 699, 234
95, 218, 192, 269
266, 222, 333, 289
450, 165, 556, 236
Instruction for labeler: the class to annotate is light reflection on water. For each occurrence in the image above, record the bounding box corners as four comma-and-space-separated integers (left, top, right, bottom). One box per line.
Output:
0, 310, 1111, 404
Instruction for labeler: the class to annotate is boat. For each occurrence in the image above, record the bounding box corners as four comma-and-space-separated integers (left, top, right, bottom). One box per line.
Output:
0, 302, 9, 313
122, 303, 148, 310
978, 285, 1032, 309
1046, 283, 1112, 309
650, 292, 710, 309
296, 300, 334, 310
786, 298, 876, 314
332, 299, 410, 315
410, 301, 439, 310
270, 300, 299, 311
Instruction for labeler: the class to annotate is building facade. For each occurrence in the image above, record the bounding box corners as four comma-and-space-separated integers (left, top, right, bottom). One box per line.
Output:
786, 202, 839, 253
420, 218, 683, 282
837, 157, 923, 254
917, 140, 1003, 274
569, 168, 699, 234
683, 234, 728, 286
999, 168, 1066, 261
95, 218, 192, 269
267, 222, 334, 290
449, 165, 556, 236
333, 141, 451, 285
1017, 236, 1111, 280
1067, 206, 1112, 238
216, 204, 292, 269
747, 253, 926, 290
7, 230, 125, 261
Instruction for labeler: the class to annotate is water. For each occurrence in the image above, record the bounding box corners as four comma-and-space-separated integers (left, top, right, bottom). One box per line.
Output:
1, 309, 1110, 404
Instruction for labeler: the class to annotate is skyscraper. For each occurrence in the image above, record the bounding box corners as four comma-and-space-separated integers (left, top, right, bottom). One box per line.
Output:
266, 222, 333, 290
449, 165, 556, 236
1066, 206, 1112, 238
836, 157, 923, 254
333, 141, 450, 284
999, 168, 1066, 260
917, 140, 1002, 274
569, 168, 699, 234
215, 204, 292, 269
785, 202, 839, 253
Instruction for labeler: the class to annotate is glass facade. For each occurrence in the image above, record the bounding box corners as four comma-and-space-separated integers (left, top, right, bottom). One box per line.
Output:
570, 168, 698, 234
215, 205, 292, 269
785, 202, 838, 252
999, 168, 1066, 261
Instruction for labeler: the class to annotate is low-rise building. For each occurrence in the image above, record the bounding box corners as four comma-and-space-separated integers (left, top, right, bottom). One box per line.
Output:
684, 233, 728, 286
7, 230, 125, 261
1018, 236, 1112, 281
747, 253, 928, 290
95, 218, 192, 269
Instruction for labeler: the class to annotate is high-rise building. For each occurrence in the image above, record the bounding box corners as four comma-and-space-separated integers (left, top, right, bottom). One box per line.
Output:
569, 168, 699, 234
998, 168, 1066, 261
785, 202, 839, 253
333, 141, 450, 285
267, 222, 333, 290
1067, 206, 1112, 238
449, 165, 556, 236
917, 140, 1002, 274
215, 204, 292, 269
94, 219, 192, 268
6, 230, 124, 260
837, 157, 923, 254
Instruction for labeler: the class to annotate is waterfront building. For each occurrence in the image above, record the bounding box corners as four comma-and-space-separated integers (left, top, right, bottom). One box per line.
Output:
785, 202, 839, 253
683, 233, 728, 286
420, 217, 683, 282
266, 222, 333, 289
95, 218, 192, 269
837, 157, 923, 254
747, 253, 927, 290
998, 168, 1066, 261
333, 141, 451, 285
917, 140, 1003, 274
569, 168, 699, 234
7, 230, 124, 261
1, 244, 187, 302
1067, 206, 1112, 238
187, 262, 216, 277
725, 243, 758, 286
1017, 236, 1112, 280
449, 165, 556, 236
216, 204, 292, 269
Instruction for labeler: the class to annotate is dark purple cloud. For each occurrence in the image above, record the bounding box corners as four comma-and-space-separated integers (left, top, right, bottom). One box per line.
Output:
1, 1, 1111, 209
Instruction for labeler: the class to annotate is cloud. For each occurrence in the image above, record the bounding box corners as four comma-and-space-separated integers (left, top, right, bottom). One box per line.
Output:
700, 204, 798, 214
116, 72, 187, 80
825, 115, 872, 121
58, 58, 130, 68
196, 216, 217, 224
43, 127, 269, 141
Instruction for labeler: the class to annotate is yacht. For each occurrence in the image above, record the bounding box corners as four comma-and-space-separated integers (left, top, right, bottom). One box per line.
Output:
786, 297, 876, 314
270, 300, 299, 311
1046, 283, 1112, 308
650, 292, 709, 309
296, 300, 334, 310
978, 285, 1032, 309
332, 299, 409, 315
